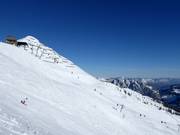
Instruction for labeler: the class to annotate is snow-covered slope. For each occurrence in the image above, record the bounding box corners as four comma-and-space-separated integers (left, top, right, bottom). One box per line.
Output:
106, 78, 160, 99
105, 77, 180, 112
0, 36, 180, 135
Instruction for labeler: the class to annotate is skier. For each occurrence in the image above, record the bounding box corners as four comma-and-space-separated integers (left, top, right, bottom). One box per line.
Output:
20, 97, 28, 106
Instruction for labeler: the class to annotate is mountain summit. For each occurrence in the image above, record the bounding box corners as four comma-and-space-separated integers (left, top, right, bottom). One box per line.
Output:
0, 36, 180, 135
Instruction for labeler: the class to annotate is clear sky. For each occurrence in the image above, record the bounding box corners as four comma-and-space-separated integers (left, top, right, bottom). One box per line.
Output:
0, 0, 180, 78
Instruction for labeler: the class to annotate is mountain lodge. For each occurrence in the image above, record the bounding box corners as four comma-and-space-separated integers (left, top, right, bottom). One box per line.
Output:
5, 36, 28, 47
5, 36, 17, 45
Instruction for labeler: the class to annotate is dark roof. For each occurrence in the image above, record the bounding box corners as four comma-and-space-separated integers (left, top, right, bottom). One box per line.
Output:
6, 36, 17, 41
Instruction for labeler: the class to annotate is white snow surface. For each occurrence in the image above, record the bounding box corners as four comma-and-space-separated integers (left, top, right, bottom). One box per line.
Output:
0, 36, 180, 135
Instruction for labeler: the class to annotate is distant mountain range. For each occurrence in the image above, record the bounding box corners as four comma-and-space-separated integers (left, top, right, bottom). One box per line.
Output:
105, 78, 180, 112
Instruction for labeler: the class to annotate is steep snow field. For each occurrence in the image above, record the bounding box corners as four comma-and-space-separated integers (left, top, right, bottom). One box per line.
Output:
0, 36, 180, 135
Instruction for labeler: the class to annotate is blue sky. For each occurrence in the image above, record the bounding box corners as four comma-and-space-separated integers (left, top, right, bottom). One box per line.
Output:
0, 0, 180, 78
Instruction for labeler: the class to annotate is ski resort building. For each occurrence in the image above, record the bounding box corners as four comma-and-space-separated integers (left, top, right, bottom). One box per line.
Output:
5, 36, 17, 45
17, 41, 28, 47
5, 36, 29, 47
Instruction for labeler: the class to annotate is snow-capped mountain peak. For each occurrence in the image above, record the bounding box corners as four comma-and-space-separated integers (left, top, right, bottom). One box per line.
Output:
18, 35, 41, 46
0, 36, 180, 135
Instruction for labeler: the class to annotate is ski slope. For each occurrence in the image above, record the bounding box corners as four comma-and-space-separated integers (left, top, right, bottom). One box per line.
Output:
0, 36, 179, 135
